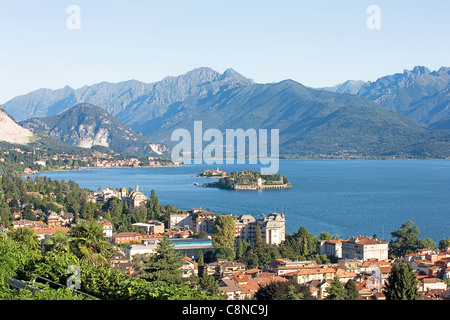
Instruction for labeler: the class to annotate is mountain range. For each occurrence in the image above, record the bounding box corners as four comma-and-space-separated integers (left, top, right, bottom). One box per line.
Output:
2, 66, 449, 158
19, 104, 166, 156
319, 66, 450, 128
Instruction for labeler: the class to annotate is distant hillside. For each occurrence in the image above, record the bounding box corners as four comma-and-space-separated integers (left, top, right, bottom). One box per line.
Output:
318, 80, 367, 95
0, 107, 34, 145
320, 66, 450, 129
4, 67, 450, 158
3, 67, 253, 125
20, 103, 166, 156
143, 79, 447, 158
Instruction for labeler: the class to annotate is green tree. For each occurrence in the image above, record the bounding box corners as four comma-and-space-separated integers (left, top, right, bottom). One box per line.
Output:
326, 278, 347, 300
0, 233, 40, 289
22, 205, 36, 221
419, 238, 436, 251
44, 230, 71, 253
383, 262, 419, 300
25, 251, 81, 285
345, 279, 360, 300
0, 206, 12, 228
7, 227, 40, 251
235, 239, 251, 262
140, 237, 184, 285
212, 215, 235, 249
255, 224, 262, 244
319, 232, 332, 241
286, 285, 304, 300
439, 238, 450, 251
147, 189, 160, 220
67, 220, 114, 266
198, 273, 225, 298
241, 250, 259, 269
252, 242, 281, 269
254, 280, 315, 300
212, 247, 235, 261
390, 221, 421, 257
198, 250, 204, 278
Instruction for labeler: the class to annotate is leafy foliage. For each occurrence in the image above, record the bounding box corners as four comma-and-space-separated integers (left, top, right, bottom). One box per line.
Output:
254, 280, 315, 300
211, 215, 235, 249
138, 236, 184, 285
383, 262, 419, 300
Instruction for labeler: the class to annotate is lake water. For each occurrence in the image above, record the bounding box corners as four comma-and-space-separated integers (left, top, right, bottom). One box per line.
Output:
37, 160, 450, 244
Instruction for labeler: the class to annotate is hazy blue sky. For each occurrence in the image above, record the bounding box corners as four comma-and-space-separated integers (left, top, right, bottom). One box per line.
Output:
0, 0, 449, 103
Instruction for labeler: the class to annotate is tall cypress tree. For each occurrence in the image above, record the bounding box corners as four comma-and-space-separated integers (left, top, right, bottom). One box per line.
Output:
325, 278, 347, 300
345, 279, 360, 300
384, 262, 419, 300
212, 215, 235, 249
141, 236, 184, 285
198, 250, 204, 278
255, 224, 262, 244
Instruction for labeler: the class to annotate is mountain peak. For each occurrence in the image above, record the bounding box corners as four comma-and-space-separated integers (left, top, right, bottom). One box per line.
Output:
405, 66, 431, 76
221, 68, 254, 85
184, 67, 220, 80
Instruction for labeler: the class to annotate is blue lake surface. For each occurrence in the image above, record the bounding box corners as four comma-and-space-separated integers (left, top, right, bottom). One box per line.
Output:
37, 160, 450, 244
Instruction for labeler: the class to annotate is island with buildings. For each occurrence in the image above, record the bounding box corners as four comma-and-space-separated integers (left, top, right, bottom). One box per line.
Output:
202, 170, 292, 190
196, 168, 228, 178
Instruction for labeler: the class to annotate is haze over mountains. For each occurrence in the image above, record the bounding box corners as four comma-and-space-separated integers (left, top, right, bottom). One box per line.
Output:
2, 66, 449, 158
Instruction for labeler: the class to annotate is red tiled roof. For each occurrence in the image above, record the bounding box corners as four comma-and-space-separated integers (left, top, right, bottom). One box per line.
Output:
354, 238, 388, 245
282, 267, 336, 277
142, 234, 164, 239
112, 232, 142, 238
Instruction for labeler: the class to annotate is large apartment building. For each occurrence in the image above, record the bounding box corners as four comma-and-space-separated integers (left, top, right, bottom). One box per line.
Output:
168, 208, 217, 233
169, 210, 286, 246
341, 237, 389, 261
89, 185, 148, 208
319, 236, 389, 261
233, 213, 286, 246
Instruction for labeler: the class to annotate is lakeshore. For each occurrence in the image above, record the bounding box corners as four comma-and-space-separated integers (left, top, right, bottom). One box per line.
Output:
37, 159, 450, 244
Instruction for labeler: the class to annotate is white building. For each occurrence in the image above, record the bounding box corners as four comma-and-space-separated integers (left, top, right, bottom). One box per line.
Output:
125, 243, 158, 260
341, 237, 389, 261
234, 213, 285, 246
97, 218, 113, 238
319, 239, 349, 258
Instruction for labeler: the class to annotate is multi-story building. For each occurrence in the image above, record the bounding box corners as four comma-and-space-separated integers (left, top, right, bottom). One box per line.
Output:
341, 237, 389, 261
283, 267, 337, 285
168, 210, 285, 246
233, 213, 285, 246
181, 257, 198, 278
92, 188, 120, 204
132, 220, 165, 235
168, 208, 216, 233
319, 238, 350, 258
168, 212, 193, 230
234, 215, 256, 244
265, 258, 319, 276
258, 213, 285, 245
89, 186, 148, 208
97, 217, 113, 238
124, 186, 148, 208
192, 209, 217, 233
112, 232, 142, 244
126, 243, 158, 260
205, 259, 246, 280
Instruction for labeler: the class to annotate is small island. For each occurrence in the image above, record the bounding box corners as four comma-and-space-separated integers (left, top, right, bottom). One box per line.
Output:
196, 168, 228, 178
202, 170, 292, 190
